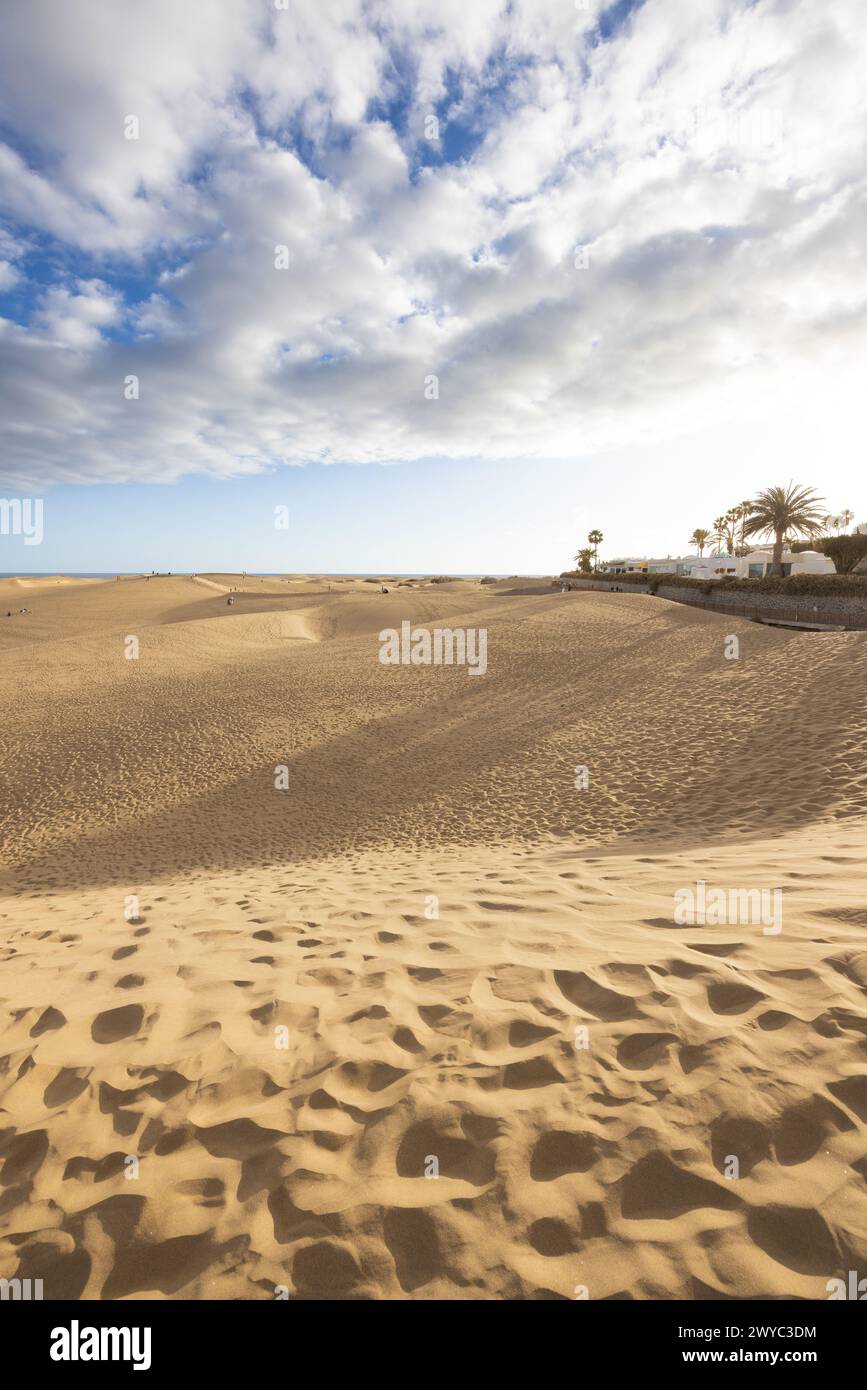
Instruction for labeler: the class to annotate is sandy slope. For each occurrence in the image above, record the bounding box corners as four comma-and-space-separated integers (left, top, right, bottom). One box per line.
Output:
0, 579, 865, 1299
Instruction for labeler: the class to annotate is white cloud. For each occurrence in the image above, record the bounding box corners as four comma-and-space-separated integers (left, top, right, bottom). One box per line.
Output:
33, 279, 123, 350
0, 0, 865, 487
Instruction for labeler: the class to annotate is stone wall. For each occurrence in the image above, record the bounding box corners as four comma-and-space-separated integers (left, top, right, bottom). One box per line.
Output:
562, 578, 867, 628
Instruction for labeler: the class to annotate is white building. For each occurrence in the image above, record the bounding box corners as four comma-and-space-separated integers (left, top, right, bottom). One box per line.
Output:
598, 548, 836, 581
682, 548, 835, 580
735, 548, 835, 579
599, 554, 735, 577
681, 555, 738, 580
597, 556, 683, 575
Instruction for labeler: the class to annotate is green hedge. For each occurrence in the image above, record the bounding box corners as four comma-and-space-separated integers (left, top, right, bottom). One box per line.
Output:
788, 535, 867, 572
560, 570, 867, 598
818, 535, 867, 573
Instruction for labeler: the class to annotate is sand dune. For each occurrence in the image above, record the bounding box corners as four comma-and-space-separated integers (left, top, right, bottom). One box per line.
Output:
1, 581, 865, 1298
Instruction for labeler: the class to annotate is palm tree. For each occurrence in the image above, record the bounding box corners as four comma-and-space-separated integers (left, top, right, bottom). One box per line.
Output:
690, 528, 711, 556
840, 508, 855, 533
587, 529, 604, 571
742, 483, 827, 576
711, 516, 728, 554
574, 547, 594, 574
724, 506, 742, 553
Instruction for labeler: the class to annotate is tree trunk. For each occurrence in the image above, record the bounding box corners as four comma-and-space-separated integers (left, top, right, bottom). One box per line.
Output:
771, 530, 785, 576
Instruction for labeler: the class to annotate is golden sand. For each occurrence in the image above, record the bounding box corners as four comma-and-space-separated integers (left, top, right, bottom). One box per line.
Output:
1, 576, 865, 1298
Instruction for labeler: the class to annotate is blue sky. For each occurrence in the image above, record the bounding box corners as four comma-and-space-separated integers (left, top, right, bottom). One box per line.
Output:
0, 0, 864, 571
5, 418, 860, 576
0, 455, 602, 576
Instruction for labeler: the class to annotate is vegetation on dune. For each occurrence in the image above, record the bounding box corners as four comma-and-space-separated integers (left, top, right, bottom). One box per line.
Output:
567, 482, 867, 593
593, 482, 867, 580
560, 569, 867, 598
792, 532, 867, 573
693, 487, 829, 570
587, 529, 604, 570
708, 502, 752, 556
573, 531, 603, 573
741, 483, 828, 575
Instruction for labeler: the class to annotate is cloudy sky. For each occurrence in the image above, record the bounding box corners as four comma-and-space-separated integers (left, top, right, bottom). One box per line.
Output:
0, 0, 864, 572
